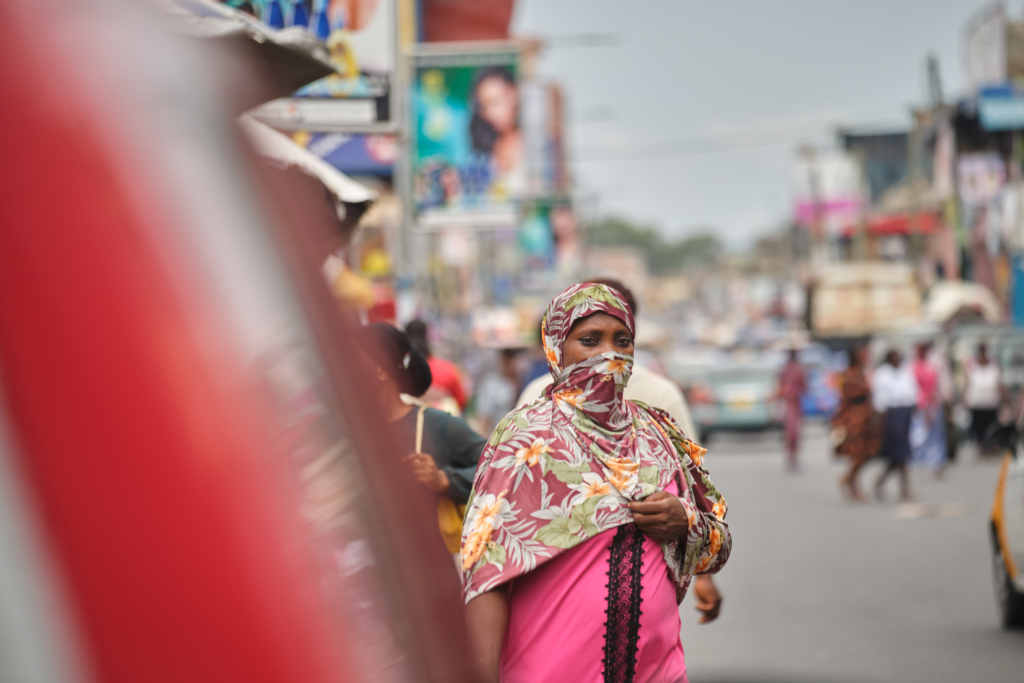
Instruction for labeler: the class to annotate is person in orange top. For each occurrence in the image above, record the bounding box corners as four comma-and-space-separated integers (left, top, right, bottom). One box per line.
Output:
406, 319, 469, 412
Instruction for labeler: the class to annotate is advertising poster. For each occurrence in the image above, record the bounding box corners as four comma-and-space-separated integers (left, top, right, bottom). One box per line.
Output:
518, 201, 579, 276
518, 204, 555, 270
957, 152, 1005, 206
294, 131, 398, 175
412, 46, 523, 224
296, 0, 394, 118
521, 82, 570, 198
791, 151, 863, 235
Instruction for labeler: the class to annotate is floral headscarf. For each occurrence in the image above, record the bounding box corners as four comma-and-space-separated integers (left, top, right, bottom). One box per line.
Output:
460, 283, 730, 603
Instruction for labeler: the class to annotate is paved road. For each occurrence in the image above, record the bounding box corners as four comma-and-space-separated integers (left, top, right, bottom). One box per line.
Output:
679, 421, 1024, 683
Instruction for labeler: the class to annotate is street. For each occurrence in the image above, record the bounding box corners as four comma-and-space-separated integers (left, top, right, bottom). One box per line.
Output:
681, 421, 1024, 683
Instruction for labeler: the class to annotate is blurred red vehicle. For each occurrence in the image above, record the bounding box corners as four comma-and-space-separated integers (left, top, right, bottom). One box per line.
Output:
0, 2, 473, 682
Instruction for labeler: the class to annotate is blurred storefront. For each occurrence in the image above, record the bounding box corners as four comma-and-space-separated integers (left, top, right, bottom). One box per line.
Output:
794, 3, 1024, 336
220, 0, 580, 377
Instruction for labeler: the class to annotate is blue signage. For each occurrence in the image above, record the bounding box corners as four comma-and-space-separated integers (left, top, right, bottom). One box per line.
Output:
979, 85, 1024, 131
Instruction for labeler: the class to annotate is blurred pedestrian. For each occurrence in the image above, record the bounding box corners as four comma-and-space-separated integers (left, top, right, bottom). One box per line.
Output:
964, 343, 1006, 456
405, 319, 469, 414
362, 323, 485, 555
463, 283, 730, 683
872, 350, 917, 501
516, 278, 719, 623
833, 345, 880, 501
777, 348, 807, 472
910, 342, 946, 476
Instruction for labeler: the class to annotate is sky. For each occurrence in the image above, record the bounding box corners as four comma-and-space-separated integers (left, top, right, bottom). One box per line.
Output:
513, 0, 1023, 248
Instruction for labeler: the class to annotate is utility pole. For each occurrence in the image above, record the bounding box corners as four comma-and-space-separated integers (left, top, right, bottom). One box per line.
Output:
927, 53, 944, 110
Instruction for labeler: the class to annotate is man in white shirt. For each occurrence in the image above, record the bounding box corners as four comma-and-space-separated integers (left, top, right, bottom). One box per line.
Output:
516, 278, 718, 623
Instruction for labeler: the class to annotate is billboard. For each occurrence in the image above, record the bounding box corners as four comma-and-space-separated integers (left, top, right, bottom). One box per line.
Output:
521, 82, 570, 198
411, 45, 523, 225
791, 150, 863, 235
957, 153, 1005, 206
978, 85, 1024, 131
519, 201, 579, 276
295, 131, 398, 175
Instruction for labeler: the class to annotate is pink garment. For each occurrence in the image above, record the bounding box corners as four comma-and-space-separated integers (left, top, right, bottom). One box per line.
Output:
501, 483, 688, 683
779, 361, 806, 453
779, 360, 806, 406
913, 359, 938, 410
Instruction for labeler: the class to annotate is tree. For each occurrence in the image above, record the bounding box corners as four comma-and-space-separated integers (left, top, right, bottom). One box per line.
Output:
584, 217, 722, 274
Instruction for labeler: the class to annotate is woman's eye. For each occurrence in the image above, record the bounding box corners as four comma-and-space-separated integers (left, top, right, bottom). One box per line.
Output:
580, 337, 597, 346
616, 337, 632, 347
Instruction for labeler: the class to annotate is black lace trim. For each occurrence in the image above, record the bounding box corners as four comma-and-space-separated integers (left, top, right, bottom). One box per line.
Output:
603, 523, 644, 683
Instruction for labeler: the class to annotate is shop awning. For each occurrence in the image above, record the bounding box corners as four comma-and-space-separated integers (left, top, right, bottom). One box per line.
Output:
923, 280, 1003, 325
238, 116, 377, 205
840, 212, 941, 238
156, 0, 334, 96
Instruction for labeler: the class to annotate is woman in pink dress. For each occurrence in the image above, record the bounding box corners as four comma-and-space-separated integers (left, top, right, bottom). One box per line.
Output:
461, 283, 731, 683
777, 349, 807, 472
910, 342, 946, 474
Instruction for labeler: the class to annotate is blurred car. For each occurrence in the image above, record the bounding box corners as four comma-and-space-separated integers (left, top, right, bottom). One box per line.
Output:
990, 429, 1024, 629
665, 346, 726, 393
689, 363, 781, 441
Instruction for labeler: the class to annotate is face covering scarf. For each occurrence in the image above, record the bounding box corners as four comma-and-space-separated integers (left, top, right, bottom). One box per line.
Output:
460, 283, 730, 604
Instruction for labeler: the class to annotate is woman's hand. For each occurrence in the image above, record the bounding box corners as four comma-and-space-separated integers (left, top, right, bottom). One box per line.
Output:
693, 574, 723, 624
627, 491, 689, 543
406, 453, 450, 494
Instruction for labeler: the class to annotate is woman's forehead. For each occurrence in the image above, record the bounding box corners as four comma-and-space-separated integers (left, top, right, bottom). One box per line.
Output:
569, 310, 630, 332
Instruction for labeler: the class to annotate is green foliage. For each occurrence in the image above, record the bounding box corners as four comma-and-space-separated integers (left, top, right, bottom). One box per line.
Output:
535, 517, 585, 549
638, 464, 660, 497
585, 217, 723, 273
485, 541, 506, 566
534, 496, 605, 548
541, 454, 590, 485
564, 285, 630, 313
488, 414, 516, 446
639, 465, 659, 486
571, 410, 596, 434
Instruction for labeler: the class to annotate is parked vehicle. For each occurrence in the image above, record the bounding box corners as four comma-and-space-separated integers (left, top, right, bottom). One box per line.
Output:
990, 429, 1024, 629
689, 362, 781, 441
665, 346, 726, 397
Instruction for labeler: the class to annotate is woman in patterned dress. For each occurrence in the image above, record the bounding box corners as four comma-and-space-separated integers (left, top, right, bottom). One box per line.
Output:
461, 283, 731, 683
833, 345, 881, 501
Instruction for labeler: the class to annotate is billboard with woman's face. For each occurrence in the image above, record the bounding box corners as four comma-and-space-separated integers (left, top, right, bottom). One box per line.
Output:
412, 47, 523, 224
